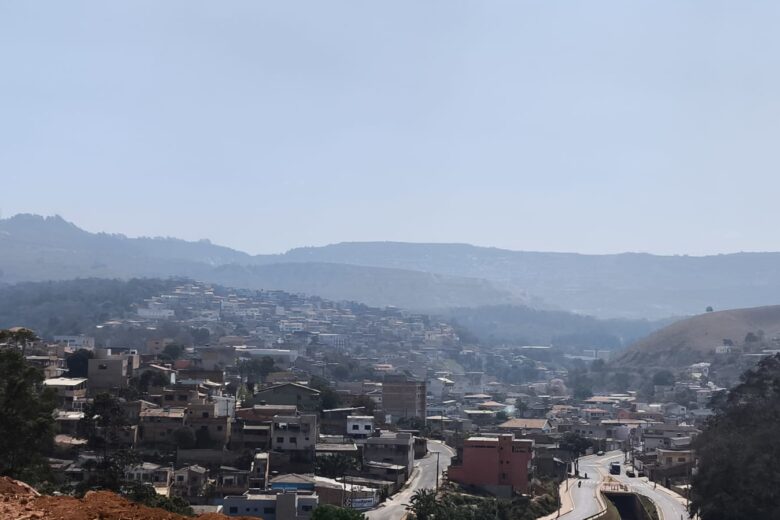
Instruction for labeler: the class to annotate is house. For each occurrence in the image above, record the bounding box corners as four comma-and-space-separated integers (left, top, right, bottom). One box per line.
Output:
272, 415, 318, 452
496, 418, 552, 434
138, 407, 187, 445
87, 356, 129, 391
250, 452, 270, 489
217, 466, 251, 496
223, 491, 318, 520
363, 432, 415, 478
43, 377, 87, 409
187, 402, 231, 448
382, 375, 426, 421
172, 465, 208, 499
346, 416, 374, 439
125, 462, 173, 495
251, 383, 321, 412
448, 434, 534, 497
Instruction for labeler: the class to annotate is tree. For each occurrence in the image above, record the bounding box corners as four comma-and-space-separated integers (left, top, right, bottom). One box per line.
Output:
408, 489, 441, 520
127, 483, 194, 515
66, 348, 94, 377
706, 306, 714, 313
559, 432, 590, 475
350, 394, 377, 416
0, 347, 56, 482
310, 376, 343, 411
690, 354, 780, 520
312, 504, 366, 520
315, 454, 358, 478
174, 426, 196, 449
159, 343, 184, 361
651, 370, 675, 387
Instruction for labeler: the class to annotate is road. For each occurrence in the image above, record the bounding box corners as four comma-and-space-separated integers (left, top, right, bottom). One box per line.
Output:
559, 452, 690, 520
365, 440, 455, 520
603, 453, 690, 520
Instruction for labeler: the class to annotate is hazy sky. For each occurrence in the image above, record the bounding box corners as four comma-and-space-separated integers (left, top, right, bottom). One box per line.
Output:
2, 2, 780, 255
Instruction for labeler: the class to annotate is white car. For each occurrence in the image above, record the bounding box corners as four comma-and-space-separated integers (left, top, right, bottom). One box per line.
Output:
596, 450, 605, 456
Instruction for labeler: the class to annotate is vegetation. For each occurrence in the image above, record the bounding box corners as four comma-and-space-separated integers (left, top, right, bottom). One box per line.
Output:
408, 488, 556, 520
0, 278, 182, 337
314, 454, 358, 478
311, 504, 366, 520
0, 342, 57, 483
559, 432, 591, 475
66, 348, 94, 377
127, 483, 194, 515
310, 375, 343, 411
690, 354, 780, 520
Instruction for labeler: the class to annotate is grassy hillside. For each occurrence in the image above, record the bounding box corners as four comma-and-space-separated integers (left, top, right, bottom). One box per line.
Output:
613, 305, 780, 368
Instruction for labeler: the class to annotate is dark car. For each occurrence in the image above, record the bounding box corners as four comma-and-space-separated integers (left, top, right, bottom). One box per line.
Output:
626, 470, 636, 477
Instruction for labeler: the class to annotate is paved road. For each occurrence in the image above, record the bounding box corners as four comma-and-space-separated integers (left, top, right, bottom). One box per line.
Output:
557, 452, 691, 520
603, 453, 690, 520
365, 440, 455, 520
552, 453, 613, 520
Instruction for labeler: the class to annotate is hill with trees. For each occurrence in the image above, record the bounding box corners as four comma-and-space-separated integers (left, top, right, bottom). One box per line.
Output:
7, 214, 780, 318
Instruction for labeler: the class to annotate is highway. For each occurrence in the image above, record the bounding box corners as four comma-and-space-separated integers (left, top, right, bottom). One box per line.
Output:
557, 452, 690, 520
365, 440, 455, 520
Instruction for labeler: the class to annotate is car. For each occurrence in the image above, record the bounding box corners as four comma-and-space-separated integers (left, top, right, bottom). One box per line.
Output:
626, 470, 636, 478
596, 450, 605, 456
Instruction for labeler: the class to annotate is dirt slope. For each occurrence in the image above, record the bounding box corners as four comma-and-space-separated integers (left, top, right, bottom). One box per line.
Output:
0, 477, 253, 520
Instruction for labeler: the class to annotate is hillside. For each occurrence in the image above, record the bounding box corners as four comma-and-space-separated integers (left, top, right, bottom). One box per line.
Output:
275, 242, 780, 319
446, 304, 668, 348
0, 476, 250, 519
614, 305, 780, 368
0, 215, 519, 311
208, 262, 519, 310
7, 214, 780, 318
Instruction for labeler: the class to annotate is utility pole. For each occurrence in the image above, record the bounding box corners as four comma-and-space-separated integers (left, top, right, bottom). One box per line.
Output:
435, 450, 440, 491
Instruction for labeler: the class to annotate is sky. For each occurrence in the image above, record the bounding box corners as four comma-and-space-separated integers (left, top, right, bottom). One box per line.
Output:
2, 1, 780, 256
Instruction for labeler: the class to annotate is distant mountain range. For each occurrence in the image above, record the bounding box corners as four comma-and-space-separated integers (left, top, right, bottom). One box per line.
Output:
3, 214, 780, 321
0, 215, 520, 310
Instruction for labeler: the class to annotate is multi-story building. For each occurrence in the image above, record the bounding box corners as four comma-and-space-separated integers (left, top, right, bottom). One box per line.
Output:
272, 415, 318, 452
138, 407, 187, 445
43, 377, 87, 409
448, 434, 534, 497
363, 432, 415, 478
382, 375, 426, 421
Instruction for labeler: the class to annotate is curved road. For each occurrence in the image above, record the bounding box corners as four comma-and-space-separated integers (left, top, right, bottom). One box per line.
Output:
366, 440, 455, 520
561, 452, 690, 520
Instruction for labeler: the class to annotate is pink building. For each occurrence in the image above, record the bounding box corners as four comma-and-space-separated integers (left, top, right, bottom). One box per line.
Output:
448, 434, 534, 497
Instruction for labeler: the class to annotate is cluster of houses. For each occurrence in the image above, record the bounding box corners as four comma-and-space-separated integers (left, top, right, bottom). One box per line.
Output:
6, 281, 757, 517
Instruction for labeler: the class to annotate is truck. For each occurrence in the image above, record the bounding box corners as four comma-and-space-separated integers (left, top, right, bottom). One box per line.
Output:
609, 462, 621, 475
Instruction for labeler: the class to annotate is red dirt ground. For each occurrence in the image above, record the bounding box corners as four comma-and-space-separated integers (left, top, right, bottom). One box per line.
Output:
0, 477, 256, 520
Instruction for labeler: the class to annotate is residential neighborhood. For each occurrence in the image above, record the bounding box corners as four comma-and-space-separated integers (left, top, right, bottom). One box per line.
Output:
0, 280, 753, 519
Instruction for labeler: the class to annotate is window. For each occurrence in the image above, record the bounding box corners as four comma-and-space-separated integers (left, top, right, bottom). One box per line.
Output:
98, 364, 108, 370
277, 437, 284, 443
365, 425, 371, 430
165, 395, 174, 401
202, 412, 209, 418
229, 507, 238, 514
353, 425, 359, 430
290, 437, 297, 443
177, 476, 184, 482
302, 505, 313, 512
